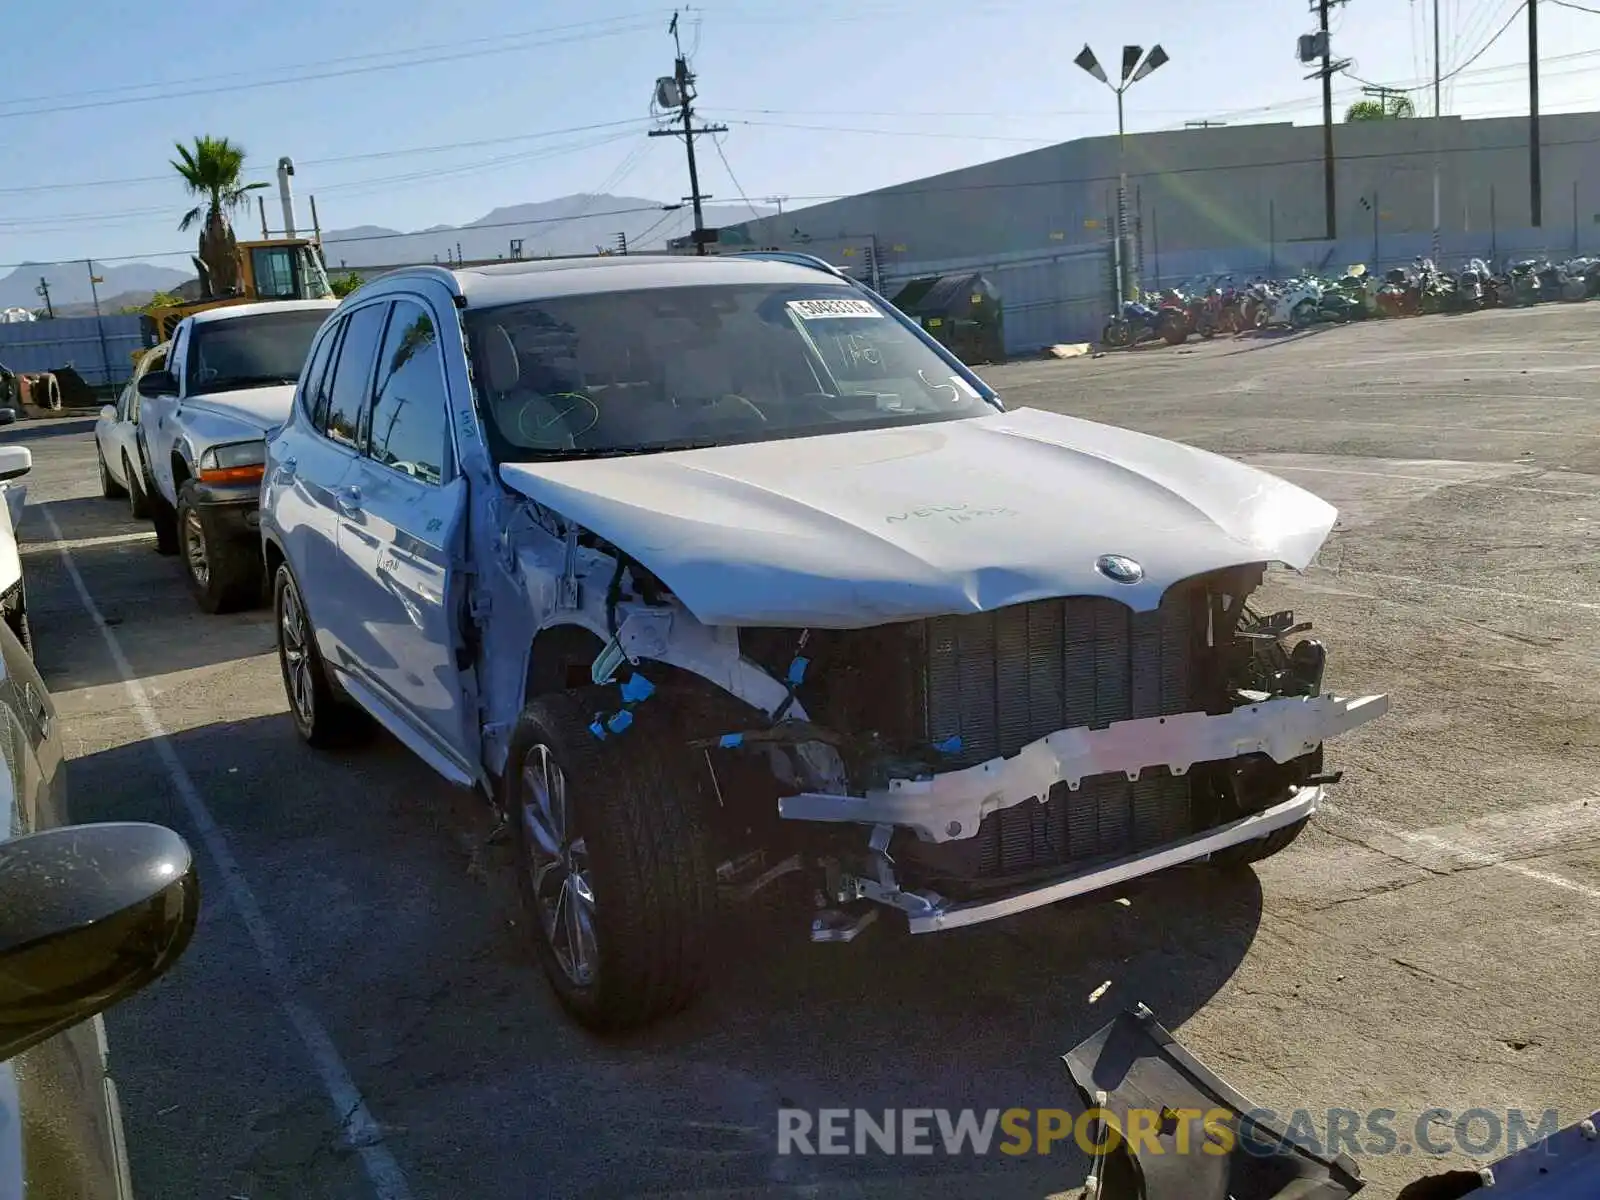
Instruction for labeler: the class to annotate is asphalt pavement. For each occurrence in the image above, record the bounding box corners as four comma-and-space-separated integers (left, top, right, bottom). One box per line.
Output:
10, 303, 1600, 1200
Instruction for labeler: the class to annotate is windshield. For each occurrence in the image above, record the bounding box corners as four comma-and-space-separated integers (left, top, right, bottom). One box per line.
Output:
462, 282, 995, 461
186, 308, 329, 396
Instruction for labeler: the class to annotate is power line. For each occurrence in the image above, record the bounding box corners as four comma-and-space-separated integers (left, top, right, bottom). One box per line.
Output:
1438, 1, 1530, 82
0, 118, 653, 197
0, 130, 644, 235
0, 14, 661, 112
0, 19, 658, 122
709, 134, 761, 219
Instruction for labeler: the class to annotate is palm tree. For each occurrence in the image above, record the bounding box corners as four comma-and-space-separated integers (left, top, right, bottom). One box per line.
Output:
171, 136, 267, 297
1345, 95, 1416, 121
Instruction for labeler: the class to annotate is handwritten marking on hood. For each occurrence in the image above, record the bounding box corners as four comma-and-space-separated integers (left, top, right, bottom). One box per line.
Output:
886, 503, 1020, 526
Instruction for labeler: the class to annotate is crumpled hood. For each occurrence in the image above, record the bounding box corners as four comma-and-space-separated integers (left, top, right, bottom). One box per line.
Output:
498, 406, 1338, 628
183, 384, 297, 434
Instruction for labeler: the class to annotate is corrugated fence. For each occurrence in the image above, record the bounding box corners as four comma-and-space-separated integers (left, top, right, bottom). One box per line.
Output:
0, 314, 144, 389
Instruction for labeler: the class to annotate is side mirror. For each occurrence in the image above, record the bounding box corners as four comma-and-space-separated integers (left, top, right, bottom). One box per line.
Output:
137, 370, 177, 399
100, 403, 118, 423
0, 445, 30, 482
0, 822, 199, 1064
0, 408, 15, 427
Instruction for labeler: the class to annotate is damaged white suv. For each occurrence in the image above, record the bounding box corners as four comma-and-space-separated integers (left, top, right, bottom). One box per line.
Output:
260, 253, 1387, 1031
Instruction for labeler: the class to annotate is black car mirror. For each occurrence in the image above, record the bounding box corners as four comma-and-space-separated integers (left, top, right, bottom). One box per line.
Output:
0, 822, 199, 1064
136, 370, 177, 399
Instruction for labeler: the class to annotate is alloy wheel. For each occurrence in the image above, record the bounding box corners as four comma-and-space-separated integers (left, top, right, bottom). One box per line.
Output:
278, 577, 315, 728
182, 509, 210, 589
520, 744, 598, 987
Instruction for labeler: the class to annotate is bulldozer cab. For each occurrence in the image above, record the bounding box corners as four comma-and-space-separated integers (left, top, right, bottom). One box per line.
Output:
238, 238, 333, 302
133, 236, 334, 359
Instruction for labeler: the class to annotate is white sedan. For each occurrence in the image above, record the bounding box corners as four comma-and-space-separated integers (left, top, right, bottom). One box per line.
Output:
95, 341, 169, 518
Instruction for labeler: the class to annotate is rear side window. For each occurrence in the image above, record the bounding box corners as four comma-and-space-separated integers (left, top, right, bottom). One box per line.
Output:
299, 320, 341, 427
366, 299, 448, 485
322, 303, 390, 449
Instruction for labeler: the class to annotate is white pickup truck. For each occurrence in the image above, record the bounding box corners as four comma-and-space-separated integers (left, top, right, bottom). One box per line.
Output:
135, 299, 336, 612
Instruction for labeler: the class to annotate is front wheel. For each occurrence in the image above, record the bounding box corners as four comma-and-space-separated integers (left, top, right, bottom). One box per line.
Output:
176, 483, 262, 614
98, 445, 126, 499
1159, 313, 1188, 346
506, 689, 718, 1032
123, 454, 151, 520
274, 563, 373, 749
1100, 319, 1132, 348
3, 583, 31, 658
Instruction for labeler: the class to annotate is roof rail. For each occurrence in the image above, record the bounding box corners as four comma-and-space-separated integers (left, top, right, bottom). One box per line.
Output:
729, 250, 847, 277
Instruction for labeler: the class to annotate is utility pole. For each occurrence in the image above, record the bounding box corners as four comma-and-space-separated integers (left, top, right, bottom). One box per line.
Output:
85, 261, 111, 388
649, 11, 727, 255
1432, 0, 1443, 260
614, 231, 629, 255
35, 277, 53, 319
1361, 85, 1409, 115
1529, 0, 1542, 226
1184, 119, 1227, 128
1303, 0, 1350, 243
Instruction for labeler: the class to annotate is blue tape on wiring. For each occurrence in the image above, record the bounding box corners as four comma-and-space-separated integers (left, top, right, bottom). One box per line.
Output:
606, 709, 634, 734
934, 735, 962, 754
787, 656, 809, 686
719, 733, 744, 749
589, 721, 607, 740
618, 673, 655, 704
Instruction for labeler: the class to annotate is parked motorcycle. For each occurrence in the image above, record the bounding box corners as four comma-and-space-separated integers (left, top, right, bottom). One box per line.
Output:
1101, 297, 1164, 348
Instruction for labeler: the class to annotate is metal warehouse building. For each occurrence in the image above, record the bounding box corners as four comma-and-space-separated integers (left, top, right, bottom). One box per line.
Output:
714, 110, 1600, 353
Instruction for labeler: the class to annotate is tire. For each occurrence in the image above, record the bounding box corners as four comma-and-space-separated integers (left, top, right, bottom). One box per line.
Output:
98, 444, 126, 499
1159, 313, 1188, 346
273, 563, 373, 749
176, 481, 263, 614
505, 688, 718, 1032
4, 585, 31, 659
1212, 816, 1310, 868
1101, 320, 1132, 348
124, 454, 151, 520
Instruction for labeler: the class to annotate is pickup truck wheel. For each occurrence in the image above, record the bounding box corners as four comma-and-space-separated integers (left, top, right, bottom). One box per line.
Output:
177, 483, 262, 614
149, 492, 180, 556
3, 584, 31, 658
506, 688, 717, 1031
273, 564, 373, 748
1211, 816, 1310, 868
123, 454, 151, 519
98, 445, 126, 498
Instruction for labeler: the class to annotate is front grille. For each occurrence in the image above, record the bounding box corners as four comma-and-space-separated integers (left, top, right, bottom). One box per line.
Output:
919, 590, 1200, 876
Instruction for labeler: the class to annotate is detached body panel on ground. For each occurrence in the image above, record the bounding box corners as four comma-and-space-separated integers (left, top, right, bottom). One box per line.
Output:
260, 254, 1388, 1031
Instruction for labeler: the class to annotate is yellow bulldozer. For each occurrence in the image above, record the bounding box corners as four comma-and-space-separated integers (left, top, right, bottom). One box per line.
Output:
133, 234, 335, 362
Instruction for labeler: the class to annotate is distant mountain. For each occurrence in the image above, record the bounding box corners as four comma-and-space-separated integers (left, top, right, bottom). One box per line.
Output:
11, 193, 777, 311
0, 261, 192, 311
318, 194, 777, 270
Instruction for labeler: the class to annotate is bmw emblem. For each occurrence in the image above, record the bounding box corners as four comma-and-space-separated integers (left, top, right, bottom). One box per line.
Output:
1095, 554, 1144, 584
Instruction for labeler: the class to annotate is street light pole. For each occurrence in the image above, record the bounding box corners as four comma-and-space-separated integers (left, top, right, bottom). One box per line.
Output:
1076, 43, 1169, 308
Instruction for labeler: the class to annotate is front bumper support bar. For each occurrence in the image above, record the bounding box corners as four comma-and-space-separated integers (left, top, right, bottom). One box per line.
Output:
780, 692, 1388, 843
881, 786, 1321, 934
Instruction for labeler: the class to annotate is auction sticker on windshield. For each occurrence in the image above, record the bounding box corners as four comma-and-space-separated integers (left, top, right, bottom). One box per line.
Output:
787, 298, 882, 319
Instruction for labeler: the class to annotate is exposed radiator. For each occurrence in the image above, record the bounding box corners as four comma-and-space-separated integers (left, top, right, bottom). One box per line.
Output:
920, 590, 1199, 876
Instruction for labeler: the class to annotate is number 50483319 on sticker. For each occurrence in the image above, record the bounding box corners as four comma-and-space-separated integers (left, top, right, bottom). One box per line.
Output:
787, 298, 883, 319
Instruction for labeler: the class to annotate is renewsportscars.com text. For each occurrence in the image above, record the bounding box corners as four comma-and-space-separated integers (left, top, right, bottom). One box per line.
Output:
777, 1107, 1564, 1159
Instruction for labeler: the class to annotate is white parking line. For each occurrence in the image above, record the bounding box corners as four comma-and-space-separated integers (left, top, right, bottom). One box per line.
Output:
40, 506, 413, 1200
1320, 800, 1600, 903
21, 531, 156, 554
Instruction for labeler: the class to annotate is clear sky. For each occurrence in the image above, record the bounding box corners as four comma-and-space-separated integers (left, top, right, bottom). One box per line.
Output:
4, 0, 1595, 271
